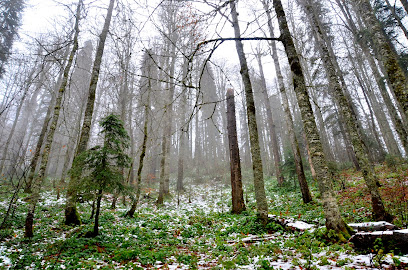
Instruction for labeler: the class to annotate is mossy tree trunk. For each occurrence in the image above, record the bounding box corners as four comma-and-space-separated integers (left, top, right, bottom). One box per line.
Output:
357, 0, 408, 122
230, 1, 268, 224
65, 0, 115, 226
273, 0, 349, 235
262, 0, 312, 203
126, 51, 152, 217
300, 0, 393, 222
24, 0, 82, 238
335, 0, 408, 154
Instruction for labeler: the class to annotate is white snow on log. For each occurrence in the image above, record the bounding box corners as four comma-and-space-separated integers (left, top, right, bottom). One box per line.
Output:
355, 230, 394, 235
286, 220, 315, 230
348, 221, 396, 231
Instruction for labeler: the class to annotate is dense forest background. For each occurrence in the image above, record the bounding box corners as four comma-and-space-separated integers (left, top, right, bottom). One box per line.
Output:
0, 0, 408, 269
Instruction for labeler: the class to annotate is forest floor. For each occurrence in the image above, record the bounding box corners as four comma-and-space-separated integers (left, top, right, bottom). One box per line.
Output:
0, 163, 408, 269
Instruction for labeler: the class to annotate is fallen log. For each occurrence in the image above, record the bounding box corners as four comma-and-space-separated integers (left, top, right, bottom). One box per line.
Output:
348, 221, 398, 232
268, 215, 316, 231
349, 229, 408, 253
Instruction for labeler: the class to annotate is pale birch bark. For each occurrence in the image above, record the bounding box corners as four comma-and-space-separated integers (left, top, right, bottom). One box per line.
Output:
24, 0, 82, 237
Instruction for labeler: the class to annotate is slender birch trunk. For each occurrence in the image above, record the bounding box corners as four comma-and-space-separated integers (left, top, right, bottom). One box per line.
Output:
24, 0, 82, 237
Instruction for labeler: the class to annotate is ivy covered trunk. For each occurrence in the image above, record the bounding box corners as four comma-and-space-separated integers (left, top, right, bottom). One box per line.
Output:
273, 0, 349, 236
226, 88, 246, 214
230, 1, 268, 224
65, 0, 115, 226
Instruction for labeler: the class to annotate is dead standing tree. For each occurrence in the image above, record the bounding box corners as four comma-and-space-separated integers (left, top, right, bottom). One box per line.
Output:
226, 88, 246, 214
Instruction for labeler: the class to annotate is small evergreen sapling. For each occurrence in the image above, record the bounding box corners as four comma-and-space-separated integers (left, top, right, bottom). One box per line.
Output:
70, 114, 131, 236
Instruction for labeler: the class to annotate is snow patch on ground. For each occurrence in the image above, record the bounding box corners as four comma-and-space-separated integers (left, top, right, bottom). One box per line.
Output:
0, 245, 11, 269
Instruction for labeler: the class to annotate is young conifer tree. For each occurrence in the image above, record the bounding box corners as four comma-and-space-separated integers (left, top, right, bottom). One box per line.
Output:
70, 114, 131, 236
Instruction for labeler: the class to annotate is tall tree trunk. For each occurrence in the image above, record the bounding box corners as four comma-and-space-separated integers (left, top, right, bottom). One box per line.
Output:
273, 0, 349, 236
158, 34, 178, 204
255, 53, 285, 185
0, 66, 36, 175
335, 0, 408, 153
226, 88, 246, 214
230, 1, 268, 224
384, 0, 408, 40
126, 67, 151, 217
300, 0, 392, 221
24, 0, 82, 237
65, 0, 115, 226
262, 0, 312, 202
357, 0, 408, 121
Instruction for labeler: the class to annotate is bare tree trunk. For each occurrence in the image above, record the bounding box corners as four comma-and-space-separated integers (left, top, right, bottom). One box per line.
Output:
357, 0, 408, 121
230, 1, 268, 224
126, 53, 151, 216
255, 53, 285, 185
24, 0, 82, 237
262, 1, 312, 202
93, 189, 103, 236
335, 0, 408, 154
65, 0, 115, 226
226, 88, 246, 214
273, 0, 349, 236
300, 0, 392, 221
158, 34, 178, 204
0, 67, 35, 175
384, 0, 408, 40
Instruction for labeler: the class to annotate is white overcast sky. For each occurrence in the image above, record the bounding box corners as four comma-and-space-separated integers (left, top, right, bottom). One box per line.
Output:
17, 0, 295, 96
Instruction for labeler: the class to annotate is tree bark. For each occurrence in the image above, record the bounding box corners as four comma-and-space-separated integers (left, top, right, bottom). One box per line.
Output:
335, 0, 408, 154
300, 0, 392, 222
230, 1, 268, 224
273, 0, 349, 236
126, 60, 151, 217
262, 0, 312, 203
255, 53, 285, 185
384, 0, 408, 40
65, 0, 115, 226
93, 189, 103, 236
226, 88, 246, 214
24, 0, 82, 237
357, 0, 408, 121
